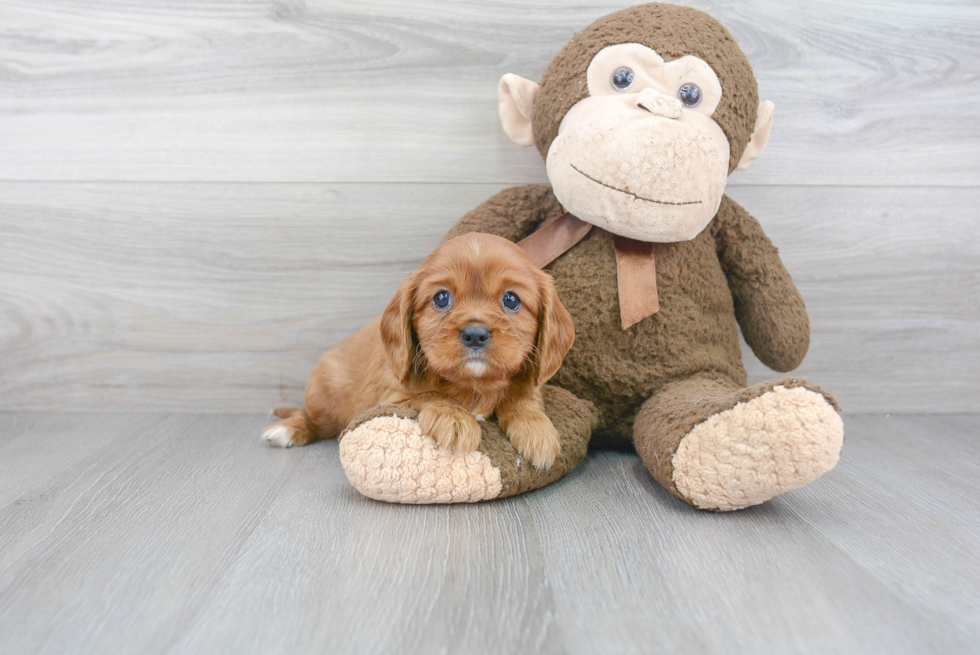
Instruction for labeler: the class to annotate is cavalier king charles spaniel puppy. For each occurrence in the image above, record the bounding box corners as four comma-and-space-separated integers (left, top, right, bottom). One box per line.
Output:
262, 232, 575, 470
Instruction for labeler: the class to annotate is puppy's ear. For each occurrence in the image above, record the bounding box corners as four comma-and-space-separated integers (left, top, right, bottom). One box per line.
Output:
380, 273, 420, 387
531, 272, 575, 386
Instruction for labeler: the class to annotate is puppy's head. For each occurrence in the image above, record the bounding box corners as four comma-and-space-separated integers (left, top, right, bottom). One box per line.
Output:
380, 233, 574, 389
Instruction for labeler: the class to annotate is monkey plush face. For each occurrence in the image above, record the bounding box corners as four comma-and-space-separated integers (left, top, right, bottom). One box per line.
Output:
498, 3, 774, 243
545, 42, 732, 241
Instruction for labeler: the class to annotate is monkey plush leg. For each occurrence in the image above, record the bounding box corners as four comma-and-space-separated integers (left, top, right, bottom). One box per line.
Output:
633, 376, 844, 512
337, 386, 596, 504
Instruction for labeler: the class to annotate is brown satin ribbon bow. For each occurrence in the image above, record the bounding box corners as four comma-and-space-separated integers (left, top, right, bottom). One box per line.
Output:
518, 212, 659, 330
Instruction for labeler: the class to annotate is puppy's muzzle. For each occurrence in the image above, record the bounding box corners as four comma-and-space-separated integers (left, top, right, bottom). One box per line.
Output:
459, 324, 492, 351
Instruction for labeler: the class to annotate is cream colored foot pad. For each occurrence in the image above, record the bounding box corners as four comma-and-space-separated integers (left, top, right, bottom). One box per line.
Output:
672, 386, 844, 511
339, 415, 503, 504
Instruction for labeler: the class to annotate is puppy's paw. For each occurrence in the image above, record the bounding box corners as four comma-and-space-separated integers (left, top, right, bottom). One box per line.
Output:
505, 414, 561, 471
263, 414, 315, 448
418, 404, 482, 453
262, 425, 296, 448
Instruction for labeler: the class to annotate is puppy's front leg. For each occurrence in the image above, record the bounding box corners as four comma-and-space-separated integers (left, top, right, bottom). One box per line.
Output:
404, 394, 482, 453
496, 390, 561, 471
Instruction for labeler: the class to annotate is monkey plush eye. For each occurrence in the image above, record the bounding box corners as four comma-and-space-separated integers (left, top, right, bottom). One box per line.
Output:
677, 83, 702, 108
610, 67, 635, 92
433, 290, 452, 311
501, 291, 521, 312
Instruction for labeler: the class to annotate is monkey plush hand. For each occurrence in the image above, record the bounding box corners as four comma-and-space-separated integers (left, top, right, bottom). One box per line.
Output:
338, 2, 844, 510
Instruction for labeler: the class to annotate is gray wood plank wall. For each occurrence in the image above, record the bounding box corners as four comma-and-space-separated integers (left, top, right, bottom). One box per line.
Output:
1, 0, 978, 413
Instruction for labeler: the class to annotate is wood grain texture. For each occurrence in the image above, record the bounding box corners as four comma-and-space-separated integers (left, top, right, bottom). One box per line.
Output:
523, 427, 979, 653
0, 413, 164, 507
0, 0, 977, 185
2, 182, 977, 413
789, 414, 980, 647
0, 181, 501, 412
0, 412, 978, 654
728, 184, 980, 413
0, 0, 977, 414
0, 414, 307, 655
172, 441, 566, 655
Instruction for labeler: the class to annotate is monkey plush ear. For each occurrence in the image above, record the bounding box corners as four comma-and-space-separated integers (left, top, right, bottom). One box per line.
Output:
498, 73, 539, 147
736, 100, 775, 171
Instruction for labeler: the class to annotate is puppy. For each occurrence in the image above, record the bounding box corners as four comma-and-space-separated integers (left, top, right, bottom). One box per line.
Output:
262, 232, 575, 470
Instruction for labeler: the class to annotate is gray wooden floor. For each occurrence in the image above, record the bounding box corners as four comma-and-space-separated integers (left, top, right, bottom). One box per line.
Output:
0, 413, 977, 654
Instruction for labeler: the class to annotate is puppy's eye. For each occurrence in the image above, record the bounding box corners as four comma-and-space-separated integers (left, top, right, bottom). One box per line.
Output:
501, 291, 521, 312
432, 290, 452, 311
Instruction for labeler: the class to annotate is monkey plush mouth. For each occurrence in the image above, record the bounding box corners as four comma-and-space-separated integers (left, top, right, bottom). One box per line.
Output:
570, 164, 702, 207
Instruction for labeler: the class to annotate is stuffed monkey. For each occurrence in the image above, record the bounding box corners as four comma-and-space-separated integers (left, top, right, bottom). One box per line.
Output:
336, 2, 844, 510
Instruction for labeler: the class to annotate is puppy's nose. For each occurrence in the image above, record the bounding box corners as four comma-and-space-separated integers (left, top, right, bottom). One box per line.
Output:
460, 324, 492, 350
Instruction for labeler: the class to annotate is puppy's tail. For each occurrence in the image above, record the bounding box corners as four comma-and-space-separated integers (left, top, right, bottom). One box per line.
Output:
272, 406, 303, 419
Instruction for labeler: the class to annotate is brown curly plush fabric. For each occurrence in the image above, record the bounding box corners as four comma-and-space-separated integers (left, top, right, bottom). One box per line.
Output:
532, 3, 758, 172
445, 186, 815, 446
443, 185, 840, 504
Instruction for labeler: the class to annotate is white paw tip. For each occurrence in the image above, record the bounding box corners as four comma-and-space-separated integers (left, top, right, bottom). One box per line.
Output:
263, 426, 294, 448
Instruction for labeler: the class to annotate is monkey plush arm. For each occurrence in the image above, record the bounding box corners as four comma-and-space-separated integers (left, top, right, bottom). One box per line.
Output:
443, 184, 563, 242
713, 195, 810, 372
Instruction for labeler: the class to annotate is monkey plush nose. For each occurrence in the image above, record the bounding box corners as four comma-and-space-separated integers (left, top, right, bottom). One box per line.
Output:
636, 87, 682, 119
460, 324, 492, 349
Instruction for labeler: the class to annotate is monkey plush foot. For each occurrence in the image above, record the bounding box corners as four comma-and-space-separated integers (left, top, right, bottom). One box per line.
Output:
634, 377, 844, 512
671, 385, 844, 511
337, 386, 596, 504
